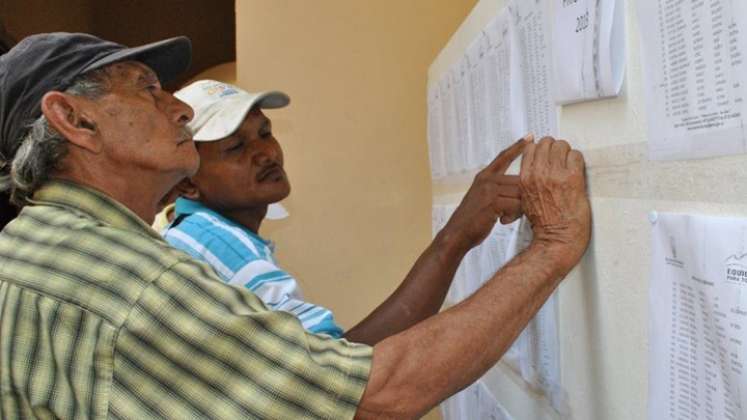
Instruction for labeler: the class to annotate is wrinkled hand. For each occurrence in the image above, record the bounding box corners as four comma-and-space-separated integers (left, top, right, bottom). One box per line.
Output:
520, 137, 591, 275
442, 137, 531, 252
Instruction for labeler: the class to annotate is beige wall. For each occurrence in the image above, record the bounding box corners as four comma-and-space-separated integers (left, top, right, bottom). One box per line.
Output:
189, 62, 237, 85
236, 2, 475, 417
236, 0, 475, 326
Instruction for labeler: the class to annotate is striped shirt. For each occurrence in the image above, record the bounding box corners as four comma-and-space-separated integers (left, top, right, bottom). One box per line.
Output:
0, 181, 371, 419
163, 198, 344, 338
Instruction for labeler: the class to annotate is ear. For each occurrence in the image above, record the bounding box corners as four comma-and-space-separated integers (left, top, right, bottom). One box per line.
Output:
40, 91, 102, 154
175, 177, 200, 200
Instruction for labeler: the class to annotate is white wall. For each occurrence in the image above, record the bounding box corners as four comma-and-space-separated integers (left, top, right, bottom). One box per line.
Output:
429, 1, 747, 419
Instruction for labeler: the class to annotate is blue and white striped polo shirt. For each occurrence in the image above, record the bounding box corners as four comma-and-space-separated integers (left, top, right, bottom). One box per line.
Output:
163, 198, 344, 338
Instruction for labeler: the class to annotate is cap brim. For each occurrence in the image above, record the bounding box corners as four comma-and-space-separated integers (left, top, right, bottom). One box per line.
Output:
192, 91, 290, 141
83, 36, 192, 84
255, 91, 290, 109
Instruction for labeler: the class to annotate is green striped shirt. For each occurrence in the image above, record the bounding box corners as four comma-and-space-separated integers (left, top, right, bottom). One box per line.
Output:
0, 181, 372, 419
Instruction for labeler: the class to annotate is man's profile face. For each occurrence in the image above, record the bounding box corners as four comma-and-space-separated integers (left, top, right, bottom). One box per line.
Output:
84, 61, 199, 180
191, 108, 291, 211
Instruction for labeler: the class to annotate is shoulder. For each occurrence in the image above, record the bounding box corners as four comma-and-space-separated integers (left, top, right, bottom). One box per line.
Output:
1, 204, 207, 324
164, 211, 269, 273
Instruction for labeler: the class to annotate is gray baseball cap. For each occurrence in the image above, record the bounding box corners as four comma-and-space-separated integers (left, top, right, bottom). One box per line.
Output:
0, 32, 192, 167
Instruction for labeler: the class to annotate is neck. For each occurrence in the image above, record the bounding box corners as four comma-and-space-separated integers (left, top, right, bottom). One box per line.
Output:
56, 162, 177, 225
220, 205, 268, 234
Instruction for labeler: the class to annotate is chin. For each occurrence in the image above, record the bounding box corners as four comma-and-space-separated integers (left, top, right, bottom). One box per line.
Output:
261, 187, 290, 205
180, 151, 201, 178
270, 189, 291, 203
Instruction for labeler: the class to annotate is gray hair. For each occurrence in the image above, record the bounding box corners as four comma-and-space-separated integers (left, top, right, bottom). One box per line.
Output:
0, 69, 110, 207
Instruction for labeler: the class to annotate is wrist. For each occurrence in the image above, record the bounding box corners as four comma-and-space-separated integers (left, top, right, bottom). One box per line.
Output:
527, 239, 584, 279
433, 226, 471, 262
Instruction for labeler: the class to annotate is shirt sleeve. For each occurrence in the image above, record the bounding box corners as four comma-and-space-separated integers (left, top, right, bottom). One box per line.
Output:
110, 260, 372, 420
230, 258, 345, 338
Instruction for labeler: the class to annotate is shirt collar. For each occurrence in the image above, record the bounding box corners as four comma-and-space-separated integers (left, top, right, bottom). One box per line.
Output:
174, 197, 273, 248
31, 180, 163, 241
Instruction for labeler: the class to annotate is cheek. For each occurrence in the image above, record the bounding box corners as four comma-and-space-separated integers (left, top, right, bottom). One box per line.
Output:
201, 163, 254, 192
100, 108, 155, 147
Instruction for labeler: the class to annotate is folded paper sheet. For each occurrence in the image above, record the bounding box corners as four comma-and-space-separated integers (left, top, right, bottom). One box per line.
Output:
553, 0, 626, 105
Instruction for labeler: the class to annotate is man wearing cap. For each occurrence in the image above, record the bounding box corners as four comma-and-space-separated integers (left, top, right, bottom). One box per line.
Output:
161, 80, 347, 339
0, 32, 591, 420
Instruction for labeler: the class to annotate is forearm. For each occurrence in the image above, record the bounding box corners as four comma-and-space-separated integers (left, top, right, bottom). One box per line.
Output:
344, 142, 529, 346
355, 244, 565, 419
344, 228, 469, 345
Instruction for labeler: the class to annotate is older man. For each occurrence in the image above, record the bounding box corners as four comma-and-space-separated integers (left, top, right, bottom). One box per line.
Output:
0, 33, 591, 419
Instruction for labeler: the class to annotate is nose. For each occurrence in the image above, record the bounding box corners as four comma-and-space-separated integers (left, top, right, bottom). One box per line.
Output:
168, 93, 194, 126
253, 141, 282, 166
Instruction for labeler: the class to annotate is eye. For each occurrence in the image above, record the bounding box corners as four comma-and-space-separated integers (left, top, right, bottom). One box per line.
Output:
226, 141, 244, 152
145, 84, 160, 98
260, 128, 273, 139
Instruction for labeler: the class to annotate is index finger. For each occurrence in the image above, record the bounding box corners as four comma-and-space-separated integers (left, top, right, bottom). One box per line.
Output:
487, 135, 533, 174
567, 149, 586, 171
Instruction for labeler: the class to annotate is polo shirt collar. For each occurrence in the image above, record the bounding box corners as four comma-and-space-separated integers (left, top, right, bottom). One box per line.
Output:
174, 197, 273, 247
31, 180, 163, 241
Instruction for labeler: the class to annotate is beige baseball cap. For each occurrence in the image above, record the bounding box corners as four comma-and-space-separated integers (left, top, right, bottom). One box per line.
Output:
175, 79, 290, 141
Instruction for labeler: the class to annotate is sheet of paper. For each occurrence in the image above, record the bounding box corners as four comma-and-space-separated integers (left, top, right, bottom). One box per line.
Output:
440, 72, 463, 174
517, 291, 567, 414
650, 212, 747, 420
455, 56, 478, 171
441, 380, 516, 420
495, 220, 567, 415
433, 204, 469, 304
553, 0, 626, 104
427, 84, 447, 179
484, 10, 526, 165
444, 218, 523, 304
467, 34, 492, 168
638, 0, 747, 161
509, 0, 559, 138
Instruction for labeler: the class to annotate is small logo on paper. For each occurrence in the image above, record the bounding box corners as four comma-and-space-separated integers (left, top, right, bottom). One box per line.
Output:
725, 253, 747, 287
